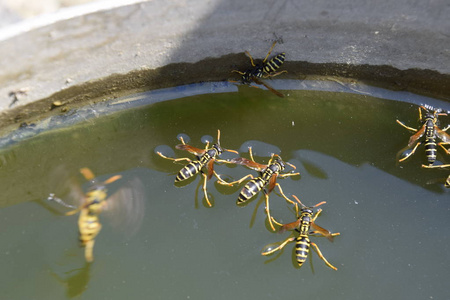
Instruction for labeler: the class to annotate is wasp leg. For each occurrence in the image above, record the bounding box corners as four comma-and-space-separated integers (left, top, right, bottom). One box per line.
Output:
262, 70, 288, 78
275, 183, 297, 206
244, 51, 256, 67
310, 242, 338, 271
212, 170, 232, 185
248, 146, 256, 163
261, 236, 295, 256
156, 152, 192, 163
398, 141, 421, 162
422, 163, 450, 169
438, 142, 450, 154
217, 174, 254, 186
262, 41, 277, 63
201, 173, 213, 207
231, 70, 246, 76
278, 172, 300, 178
264, 193, 277, 231
396, 120, 418, 132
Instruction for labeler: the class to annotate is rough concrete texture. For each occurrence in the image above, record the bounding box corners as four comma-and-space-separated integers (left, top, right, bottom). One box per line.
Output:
0, 0, 448, 129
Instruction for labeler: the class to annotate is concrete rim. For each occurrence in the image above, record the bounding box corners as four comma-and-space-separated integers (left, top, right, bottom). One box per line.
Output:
0, 0, 449, 133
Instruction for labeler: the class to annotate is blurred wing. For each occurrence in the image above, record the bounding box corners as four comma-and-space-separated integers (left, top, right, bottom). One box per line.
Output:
175, 144, 206, 156
311, 222, 335, 242
230, 157, 266, 171
47, 165, 85, 212
103, 177, 146, 237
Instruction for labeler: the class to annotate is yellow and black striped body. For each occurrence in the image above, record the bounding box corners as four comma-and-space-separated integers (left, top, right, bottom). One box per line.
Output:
263, 53, 285, 75
241, 53, 285, 84
423, 116, 437, 164
294, 207, 314, 266
78, 188, 107, 247
237, 159, 285, 204
176, 144, 223, 182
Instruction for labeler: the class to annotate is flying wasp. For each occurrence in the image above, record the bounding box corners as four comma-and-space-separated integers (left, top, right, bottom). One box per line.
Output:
396, 106, 450, 165
261, 196, 340, 271
232, 41, 287, 98
157, 130, 238, 207
218, 147, 300, 231
48, 167, 145, 262
422, 163, 450, 188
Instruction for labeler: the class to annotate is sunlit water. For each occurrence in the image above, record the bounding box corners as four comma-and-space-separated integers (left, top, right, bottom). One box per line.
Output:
0, 81, 449, 299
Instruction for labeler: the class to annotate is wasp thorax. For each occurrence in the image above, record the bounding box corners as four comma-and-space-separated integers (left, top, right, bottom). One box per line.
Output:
212, 143, 223, 155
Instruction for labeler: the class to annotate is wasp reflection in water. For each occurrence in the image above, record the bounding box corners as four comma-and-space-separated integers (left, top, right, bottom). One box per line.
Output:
48, 167, 145, 262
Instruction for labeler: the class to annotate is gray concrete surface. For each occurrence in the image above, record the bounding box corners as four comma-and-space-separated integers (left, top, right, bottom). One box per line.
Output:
0, 0, 449, 131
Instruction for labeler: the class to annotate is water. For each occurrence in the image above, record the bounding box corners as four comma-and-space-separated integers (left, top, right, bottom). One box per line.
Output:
0, 81, 449, 299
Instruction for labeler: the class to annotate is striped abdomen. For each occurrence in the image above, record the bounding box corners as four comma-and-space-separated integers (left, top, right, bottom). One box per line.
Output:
263, 53, 285, 74
176, 160, 203, 182
424, 120, 437, 163
237, 177, 266, 204
295, 235, 311, 266
78, 211, 101, 246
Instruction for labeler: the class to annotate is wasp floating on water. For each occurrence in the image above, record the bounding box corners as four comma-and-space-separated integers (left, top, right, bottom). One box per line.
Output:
232, 41, 287, 98
157, 130, 238, 207
48, 167, 145, 262
262, 196, 340, 270
218, 147, 300, 231
396, 106, 450, 165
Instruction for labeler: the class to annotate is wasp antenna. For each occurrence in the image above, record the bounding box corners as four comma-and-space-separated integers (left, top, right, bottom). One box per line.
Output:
80, 168, 95, 181
217, 129, 221, 144
292, 195, 305, 208
314, 201, 327, 208
103, 175, 122, 185
286, 161, 296, 170
225, 148, 239, 154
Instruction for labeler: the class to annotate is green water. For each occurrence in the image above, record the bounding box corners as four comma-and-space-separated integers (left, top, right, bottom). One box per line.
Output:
0, 84, 449, 299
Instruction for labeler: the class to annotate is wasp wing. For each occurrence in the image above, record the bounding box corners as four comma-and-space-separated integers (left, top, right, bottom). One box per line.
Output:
206, 158, 215, 180
407, 124, 426, 147
230, 157, 267, 171
103, 177, 146, 237
252, 77, 284, 98
311, 222, 335, 242
175, 144, 206, 156
435, 126, 450, 143
279, 219, 301, 233
47, 165, 85, 214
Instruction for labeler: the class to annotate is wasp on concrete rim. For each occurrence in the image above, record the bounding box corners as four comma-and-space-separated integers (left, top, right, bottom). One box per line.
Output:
218, 147, 300, 231
157, 130, 238, 207
396, 106, 450, 165
261, 196, 340, 271
232, 41, 287, 98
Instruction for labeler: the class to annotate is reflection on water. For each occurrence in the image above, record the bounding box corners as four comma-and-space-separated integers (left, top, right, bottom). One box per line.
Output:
0, 83, 448, 299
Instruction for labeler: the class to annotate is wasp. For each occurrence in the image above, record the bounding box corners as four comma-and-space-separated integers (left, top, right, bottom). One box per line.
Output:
422, 163, 450, 188
48, 167, 145, 262
232, 41, 287, 98
157, 130, 238, 207
261, 196, 340, 270
218, 147, 300, 231
396, 106, 450, 165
